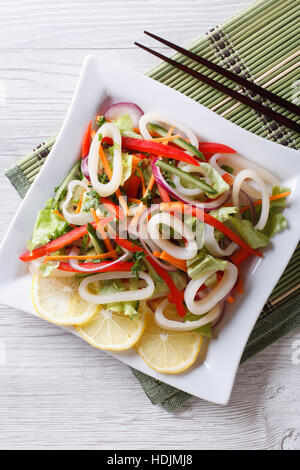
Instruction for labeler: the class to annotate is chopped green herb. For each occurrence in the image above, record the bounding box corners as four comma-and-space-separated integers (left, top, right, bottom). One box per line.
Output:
131, 251, 146, 278
79, 234, 89, 255
221, 165, 234, 174
97, 115, 106, 127
141, 190, 155, 207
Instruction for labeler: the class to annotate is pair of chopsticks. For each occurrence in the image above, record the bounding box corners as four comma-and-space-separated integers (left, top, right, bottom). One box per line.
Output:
135, 31, 300, 134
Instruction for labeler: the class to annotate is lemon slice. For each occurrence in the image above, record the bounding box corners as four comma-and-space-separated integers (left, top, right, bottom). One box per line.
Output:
31, 275, 98, 325
136, 314, 202, 374
76, 307, 146, 351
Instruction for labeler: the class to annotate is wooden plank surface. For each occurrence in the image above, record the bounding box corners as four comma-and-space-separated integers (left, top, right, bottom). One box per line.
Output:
0, 0, 299, 450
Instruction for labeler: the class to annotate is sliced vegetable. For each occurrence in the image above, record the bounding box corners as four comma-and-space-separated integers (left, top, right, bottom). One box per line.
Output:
148, 122, 205, 161
152, 159, 230, 211
100, 197, 124, 220
104, 104, 144, 128
53, 160, 81, 210
87, 222, 106, 254
160, 202, 263, 257
198, 143, 236, 153
187, 252, 227, 280
155, 159, 217, 194
58, 261, 133, 273
20, 217, 113, 262
228, 216, 270, 249
102, 136, 201, 166
81, 121, 92, 157
27, 199, 70, 252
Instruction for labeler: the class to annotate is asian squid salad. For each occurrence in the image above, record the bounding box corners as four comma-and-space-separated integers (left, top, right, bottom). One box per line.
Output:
20, 102, 291, 374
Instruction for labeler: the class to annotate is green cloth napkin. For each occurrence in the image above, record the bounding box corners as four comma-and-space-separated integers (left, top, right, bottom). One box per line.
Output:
5, 0, 300, 411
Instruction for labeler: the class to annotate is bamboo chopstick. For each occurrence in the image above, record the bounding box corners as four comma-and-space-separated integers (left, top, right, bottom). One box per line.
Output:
143, 30, 300, 117
135, 39, 300, 134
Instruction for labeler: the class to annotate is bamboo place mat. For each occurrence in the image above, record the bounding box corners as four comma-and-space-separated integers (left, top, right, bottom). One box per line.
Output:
5, 0, 300, 411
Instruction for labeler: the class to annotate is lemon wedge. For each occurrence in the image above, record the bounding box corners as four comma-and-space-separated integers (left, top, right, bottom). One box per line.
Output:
31, 275, 98, 325
136, 314, 202, 374
76, 306, 146, 351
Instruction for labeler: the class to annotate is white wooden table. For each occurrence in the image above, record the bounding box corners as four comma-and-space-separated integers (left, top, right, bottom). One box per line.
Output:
0, 0, 299, 450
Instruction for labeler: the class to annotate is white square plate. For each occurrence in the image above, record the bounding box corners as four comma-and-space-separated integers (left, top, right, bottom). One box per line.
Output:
0, 56, 299, 404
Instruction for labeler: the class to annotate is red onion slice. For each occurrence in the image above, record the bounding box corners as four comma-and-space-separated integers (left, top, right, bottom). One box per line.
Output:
240, 189, 257, 226
81, 155, 90, 181
104, 102, 144, 128
68, 247, 131, 273
151, 158, 230, 211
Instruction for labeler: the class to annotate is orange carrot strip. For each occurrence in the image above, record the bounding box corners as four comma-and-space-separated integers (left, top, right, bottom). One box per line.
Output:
90, 129, 96, 140
53, 210, 65, 220
153, 250, 162, 258
90, 208, 116, 257
90, 208, 99, 224
159, 251, 187, 272
132, 155, 143, 166
240, 191, 291, 214
227, 296, 235, 303
45, 250, 117, 261
151, 133, 181, 143
128, 197, 142, 204
135, 167, 146, 194
222, 173, 234, 186
98, 143, 128, 215
74, 190, 86, 214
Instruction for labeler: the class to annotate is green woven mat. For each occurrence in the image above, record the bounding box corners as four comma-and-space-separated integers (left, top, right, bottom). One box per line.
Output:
5, 0, 300, 411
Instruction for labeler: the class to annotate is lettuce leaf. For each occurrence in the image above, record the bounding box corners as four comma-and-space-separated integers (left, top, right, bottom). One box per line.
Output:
262, 211, 287, 238
98, 279, 141, 320
209, 206, 238, 222
187, 250, 227, 280
27, 198, 69, 251
113, 114, 142, 139
176, 162, 229, 197
199, 162, 230, 198
241, 186, 289, 241
39, 260, 60, 277
120, 152, 133, 185
106, 146, 133, 186
184, 312, 212, 337
148, 266, 187, 299
228, 216, 269, 249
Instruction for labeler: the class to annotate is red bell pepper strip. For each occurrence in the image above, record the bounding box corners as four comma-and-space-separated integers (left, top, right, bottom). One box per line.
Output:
58, 261, 133, 273
102, 136, 200, 166
230, 248, 253, 266
198, 142, 236, 154
114, 237, 144, 254
81, 120, 92, 157
19, 216, 113, 262
146, 256, 186, 317
160, 202, 262, 258
157, 183, 171, 202
100, 197, 124, 220
125, 175, 141, 199
222, 173, 234, 186
115, 236, 186, 317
